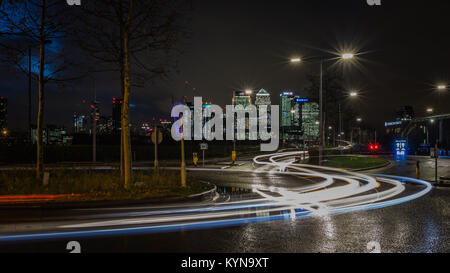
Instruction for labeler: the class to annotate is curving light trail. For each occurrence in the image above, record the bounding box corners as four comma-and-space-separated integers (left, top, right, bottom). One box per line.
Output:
0, 151, 432, 242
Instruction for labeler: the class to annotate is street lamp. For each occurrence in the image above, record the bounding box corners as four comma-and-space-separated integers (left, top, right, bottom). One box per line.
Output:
349, 91, 358, 97
342, 53, 354, 60
427, 108, 434, 114
356, 118, 362, 144
437, 84, 447, 90
291, 52, 356, 165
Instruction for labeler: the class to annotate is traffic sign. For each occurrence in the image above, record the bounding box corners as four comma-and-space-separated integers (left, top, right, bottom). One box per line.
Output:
200, 143, 208, 150
151, 130, 163, 144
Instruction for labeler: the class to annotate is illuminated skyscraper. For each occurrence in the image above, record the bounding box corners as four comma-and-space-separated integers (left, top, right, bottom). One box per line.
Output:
73, 113, 88, 133
280, 91, 303, 140
255, 89, 271, 106
232, 90, 251, 108
302, 102, 319, 141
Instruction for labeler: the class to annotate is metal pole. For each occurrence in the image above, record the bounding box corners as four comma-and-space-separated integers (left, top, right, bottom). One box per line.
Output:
435, 143, 438, 185
92, 82, 97, 163
319, 59, 323, 165
28, 46, 32, 139
338, 103, 341, 146
93, 117, 96, 163
154, 126, 158, 172
202, 149, 205, 168
181, 123, 186, 187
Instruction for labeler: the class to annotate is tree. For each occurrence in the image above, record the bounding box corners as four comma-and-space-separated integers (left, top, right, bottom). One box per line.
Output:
0, 0, 78, 178
76, 0, 189, 188
304, 68, 357, 143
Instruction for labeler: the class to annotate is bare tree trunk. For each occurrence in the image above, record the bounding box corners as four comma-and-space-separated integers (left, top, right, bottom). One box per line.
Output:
36, 0, 46, 179
122, 0, 134, 189
119, 3, 125, 181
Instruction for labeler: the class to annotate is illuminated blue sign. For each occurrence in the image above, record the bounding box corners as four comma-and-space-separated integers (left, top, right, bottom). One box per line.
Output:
385, 121, 402, 127
395, 139, 407, 157
295, 98, 309, 103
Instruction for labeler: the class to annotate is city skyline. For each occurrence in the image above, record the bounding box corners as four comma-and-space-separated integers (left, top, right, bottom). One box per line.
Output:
1, 1, 449, 132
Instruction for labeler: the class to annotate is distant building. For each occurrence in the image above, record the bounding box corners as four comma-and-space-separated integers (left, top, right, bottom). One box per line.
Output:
32, 125, 69, 145
232, 90, 252, 108
302, 101, 319, 141
255, 89, 272, 138
73, 113, 88, 133
0, 96, 7, 130
385, 111, 450, 155
112, 97, 123, 131
255, 89, 271, 106
97, 116, 114, 135
280, 91, 302, 140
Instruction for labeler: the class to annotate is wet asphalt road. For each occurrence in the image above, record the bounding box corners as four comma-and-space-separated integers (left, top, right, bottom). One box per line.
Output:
0, 155, 449, 253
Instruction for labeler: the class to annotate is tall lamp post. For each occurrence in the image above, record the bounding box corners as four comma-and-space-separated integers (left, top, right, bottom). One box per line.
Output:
28, 46, 32, 138
180, 115, 186, 187
356, 117, 362, 145
291, 52, 355, 165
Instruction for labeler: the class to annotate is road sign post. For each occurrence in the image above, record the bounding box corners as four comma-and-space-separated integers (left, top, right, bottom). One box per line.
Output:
151, 126, 163, 173
200, 143, 208, 168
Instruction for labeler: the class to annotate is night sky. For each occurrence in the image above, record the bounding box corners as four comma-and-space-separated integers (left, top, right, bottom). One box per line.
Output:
1, 0, 450, 132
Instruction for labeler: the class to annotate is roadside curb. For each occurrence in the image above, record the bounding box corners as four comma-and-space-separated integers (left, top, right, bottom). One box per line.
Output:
0, 182, 217, 210
351, 161, 391, 172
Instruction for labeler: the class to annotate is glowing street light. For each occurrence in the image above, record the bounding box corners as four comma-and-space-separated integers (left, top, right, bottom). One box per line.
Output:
245, 89, 253, 95
437, 84, 447, 90
356, 118, 362, 122
290, 58, 301, 63
427, 108, 434, 114
349, 91, 358, 97
1, 129, 7, 136
342, 53, 354, 60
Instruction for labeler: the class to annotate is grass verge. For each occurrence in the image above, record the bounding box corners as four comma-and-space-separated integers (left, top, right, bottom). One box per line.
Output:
323, 156, 389, 170
0, 169, 212, 203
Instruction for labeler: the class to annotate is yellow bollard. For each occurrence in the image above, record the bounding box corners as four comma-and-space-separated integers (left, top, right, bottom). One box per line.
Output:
231, 151, 236, 165
193, 152, 198, 167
